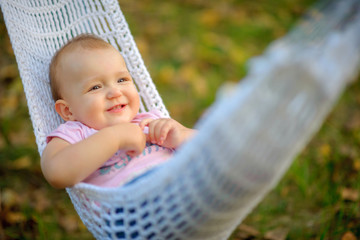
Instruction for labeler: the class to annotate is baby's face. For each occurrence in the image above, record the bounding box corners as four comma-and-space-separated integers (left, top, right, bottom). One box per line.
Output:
57, 46, 140, 129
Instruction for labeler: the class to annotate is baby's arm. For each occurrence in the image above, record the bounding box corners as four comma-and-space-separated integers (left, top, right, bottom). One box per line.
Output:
139, 118, 196, 149
41, 123, 146, 188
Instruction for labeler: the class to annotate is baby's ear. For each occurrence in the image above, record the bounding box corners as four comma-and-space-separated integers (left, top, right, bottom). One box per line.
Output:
55, 99, 74, 121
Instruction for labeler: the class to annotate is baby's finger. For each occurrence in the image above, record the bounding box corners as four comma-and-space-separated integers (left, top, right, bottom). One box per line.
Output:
145, 133, 151, 142
148, 120, 159, 143
139, 118, 154, 130
159, 121, 172, 145
126, 150, 139, 158
156, 121, 172, 145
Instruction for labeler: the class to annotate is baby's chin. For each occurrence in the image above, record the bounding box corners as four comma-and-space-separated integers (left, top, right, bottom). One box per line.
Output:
84, 115, 136, 130
100, 120, 133, 129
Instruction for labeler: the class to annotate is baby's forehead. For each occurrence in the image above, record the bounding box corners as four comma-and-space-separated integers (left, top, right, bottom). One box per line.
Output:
61, 44, 121, 61
57, 44, 126, 77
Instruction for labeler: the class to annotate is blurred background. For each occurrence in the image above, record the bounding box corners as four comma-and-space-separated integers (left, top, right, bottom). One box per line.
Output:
1, 0, 360, 239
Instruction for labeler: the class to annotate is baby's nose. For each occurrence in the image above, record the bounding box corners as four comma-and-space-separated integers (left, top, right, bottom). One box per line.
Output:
107, 87, 122, 98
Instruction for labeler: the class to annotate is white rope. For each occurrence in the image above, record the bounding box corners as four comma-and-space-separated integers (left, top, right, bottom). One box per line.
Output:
1, 0, 359, 239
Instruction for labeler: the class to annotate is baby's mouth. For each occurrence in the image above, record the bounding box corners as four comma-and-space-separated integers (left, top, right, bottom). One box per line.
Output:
107, 104, 126, 112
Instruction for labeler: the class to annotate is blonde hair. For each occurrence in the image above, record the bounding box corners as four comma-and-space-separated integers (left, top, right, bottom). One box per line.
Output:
49, 34, 113, 101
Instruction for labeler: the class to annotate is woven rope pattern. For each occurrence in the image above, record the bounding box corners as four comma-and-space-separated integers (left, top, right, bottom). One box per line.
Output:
0, 0, 168, 154
2, 0, 360, 239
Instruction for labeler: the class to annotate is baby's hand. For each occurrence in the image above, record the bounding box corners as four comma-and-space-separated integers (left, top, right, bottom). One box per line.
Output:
115, 123, 146, 157
139, 118, 195, 149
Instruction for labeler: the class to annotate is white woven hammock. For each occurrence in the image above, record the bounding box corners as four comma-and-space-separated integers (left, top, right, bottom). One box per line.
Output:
1, 0, 360, 239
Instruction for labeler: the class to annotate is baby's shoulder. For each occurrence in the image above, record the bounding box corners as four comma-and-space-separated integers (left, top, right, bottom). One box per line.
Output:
58, 121, 92, 132
47, 121, 97, 144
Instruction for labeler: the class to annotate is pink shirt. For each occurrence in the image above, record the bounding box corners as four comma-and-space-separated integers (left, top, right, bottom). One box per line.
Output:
46, 110, 174, 187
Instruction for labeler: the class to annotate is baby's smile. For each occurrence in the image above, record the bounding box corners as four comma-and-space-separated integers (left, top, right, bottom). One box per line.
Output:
107, 104, 127, 112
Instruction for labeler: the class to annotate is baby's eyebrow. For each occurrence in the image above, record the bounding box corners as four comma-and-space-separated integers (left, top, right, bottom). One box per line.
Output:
116, 71, 131, 76
84, 77, 101, 85
82, 71, 131, 86
81, 77, 102, 91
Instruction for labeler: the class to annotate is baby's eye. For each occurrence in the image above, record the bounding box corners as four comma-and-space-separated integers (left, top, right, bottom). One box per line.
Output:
89, 85, 101, 91
117, 78, 127, 83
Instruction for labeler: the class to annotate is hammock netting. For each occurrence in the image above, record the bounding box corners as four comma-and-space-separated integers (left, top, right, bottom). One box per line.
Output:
1, 0, 359, 239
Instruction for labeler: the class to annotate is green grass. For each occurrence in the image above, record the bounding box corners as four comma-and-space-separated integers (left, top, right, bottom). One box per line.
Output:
1, 0, 359, 239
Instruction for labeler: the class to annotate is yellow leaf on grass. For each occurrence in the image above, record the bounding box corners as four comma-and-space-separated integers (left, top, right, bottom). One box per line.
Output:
353, 159, 360, 171
32, 189, 51, 213
280, 186, 290, 197
6, 212, 26, 223
264, 227, 289, 240
319, 143, 331, 157
58, 214, 79, 233
158, 65, 175, 84
134, 37, 149, 59
199, 9, 221, 28
341, 231, 357, 240
1, 188, 19, 209
0, 94, 19, 117
0, 64, 18, 80
179, 64, 198, 84
229, 46, 248, 65
237, 224, 260, 236
10, 156, 32, 169
191, 77, 208, 98
341, 188, 359, 202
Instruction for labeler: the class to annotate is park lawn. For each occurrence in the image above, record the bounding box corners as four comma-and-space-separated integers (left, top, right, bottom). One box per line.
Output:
1, 0, 359, 239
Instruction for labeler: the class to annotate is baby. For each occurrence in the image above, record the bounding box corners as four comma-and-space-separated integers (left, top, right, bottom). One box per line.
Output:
41, 34, 195, 188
